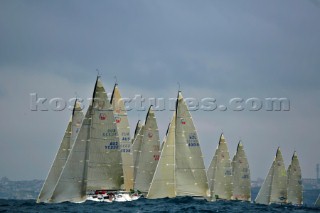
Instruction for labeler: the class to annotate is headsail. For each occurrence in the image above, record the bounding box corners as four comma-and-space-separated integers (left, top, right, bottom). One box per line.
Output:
37, 101, 83, 203
232, 141, 251, 201
255, 147, 287, 205
111, 84, 133, 191
175, 91, 209, 197
50, 105, 92, 203
287, 151, 303, 205
207, 134, 233, 200
147, 114, 176, 199
134, 106, 160, 193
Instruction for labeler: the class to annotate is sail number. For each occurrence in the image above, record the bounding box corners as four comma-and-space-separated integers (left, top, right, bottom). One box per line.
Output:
105, 141, 119, 150
187, 133, 199, 147
121, 144, 131, 153
102, 129, 117, 137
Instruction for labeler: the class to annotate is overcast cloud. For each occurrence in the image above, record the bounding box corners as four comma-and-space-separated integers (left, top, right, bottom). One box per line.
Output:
0, 0, 320, 180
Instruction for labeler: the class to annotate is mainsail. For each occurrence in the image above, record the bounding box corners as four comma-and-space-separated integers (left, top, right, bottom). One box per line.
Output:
270, 148, 287, 204
232, 141, 251, 201
287, 151, 303, 205
50, 77, 123, 203
86, 78, 123, 191
37, 101, 84, 203
207, 134, 233, 200
255, 147, 287, 205
148, 91, 209, 199
134, 106, 160, 193
111, 84, 133, 191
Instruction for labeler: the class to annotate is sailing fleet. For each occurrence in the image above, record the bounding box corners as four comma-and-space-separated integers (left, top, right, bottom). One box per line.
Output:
37, 76, 310, 206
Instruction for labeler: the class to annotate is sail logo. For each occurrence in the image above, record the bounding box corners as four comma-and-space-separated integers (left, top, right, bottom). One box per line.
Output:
99, 113, 106, 120
181, 118, 186, 125
153, 154, 160, 161
115, 116, 121, 123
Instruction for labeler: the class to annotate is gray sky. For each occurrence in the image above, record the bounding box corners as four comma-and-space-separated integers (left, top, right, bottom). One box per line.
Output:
0, 0, 320, 180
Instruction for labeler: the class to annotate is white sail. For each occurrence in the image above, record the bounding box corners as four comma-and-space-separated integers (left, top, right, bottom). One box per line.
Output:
207, 134, 233, 200
270, 148, 287, 204
287, 151, 303, 205
255, 161, 274, 205
132, 124, 144, 178
111, 84, 133, 191
50, 105, 92, 203
175, 92, 209, 197
147, 115, 176, 199
232, 141, 251, 201
86, 78, 123, 191
37, 102, 83, 203
315, 194, 320, 207
134, 106, 160, 193
255, 147, 287, 205
207, 149, 217, 200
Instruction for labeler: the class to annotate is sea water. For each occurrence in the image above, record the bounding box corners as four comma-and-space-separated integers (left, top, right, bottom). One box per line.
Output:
1, 190, 319, 212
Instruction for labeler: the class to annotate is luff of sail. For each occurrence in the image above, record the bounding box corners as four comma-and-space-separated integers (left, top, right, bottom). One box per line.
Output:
270, 147, 287, 204
315, 193, 320, 207
37, 101, 84, 203
147, 114, 176, 199
86, 78, 123, 191
132, 120, 142, 144
287, 151, 303, 205
232, 141, 251, 201
134, 106, 160, 193
111, 84, 133, 191
175, 91, 209, 197
207, 134, 233, 200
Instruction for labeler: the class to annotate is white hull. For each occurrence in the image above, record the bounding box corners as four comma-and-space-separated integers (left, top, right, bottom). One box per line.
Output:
86, 191, 142, 202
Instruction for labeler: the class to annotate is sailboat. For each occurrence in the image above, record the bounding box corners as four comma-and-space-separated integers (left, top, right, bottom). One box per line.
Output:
147, 91, 209, 199
49, 76, 124, 203
207, 134, 233, 201
111, 83, 133, 192
255, 147, 287, 205
37, 101, 84, 203
287, 151, 303, 205
315, 193, 320, 207
232, 141, 251, 201
133, 106, 160, 195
